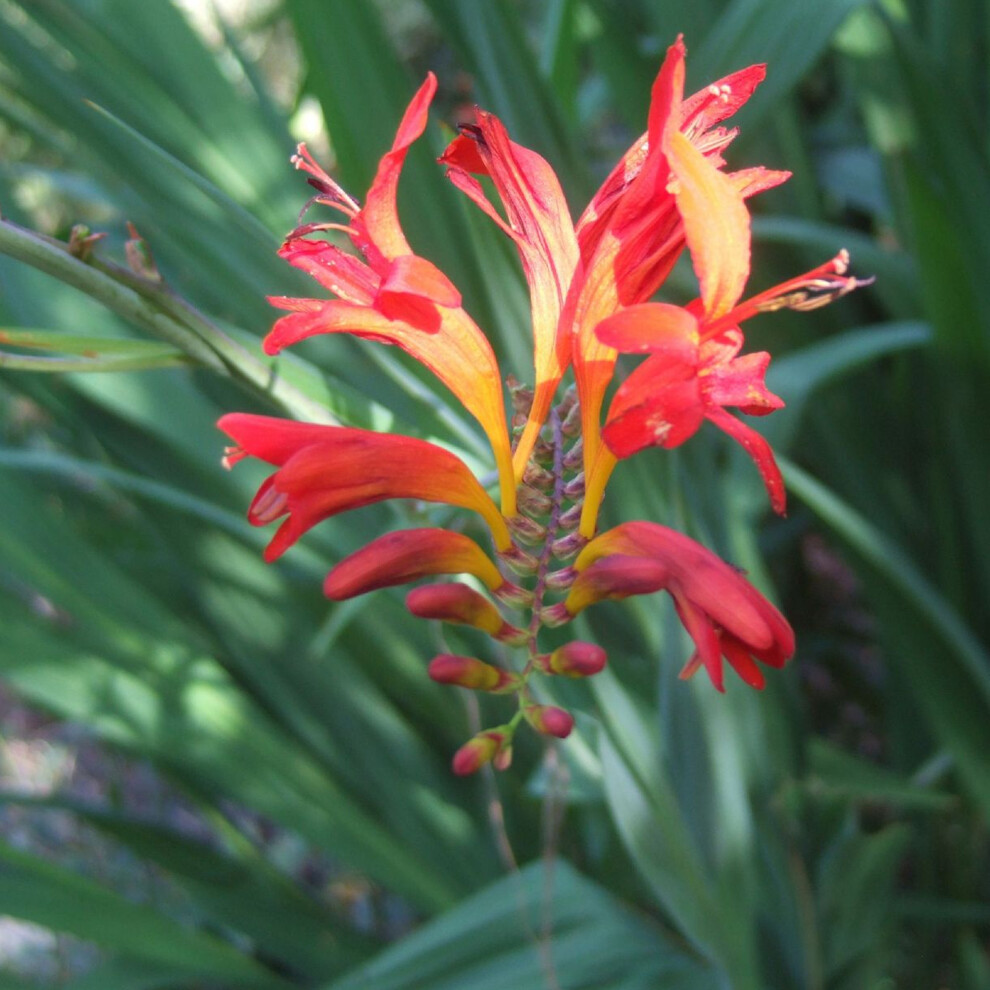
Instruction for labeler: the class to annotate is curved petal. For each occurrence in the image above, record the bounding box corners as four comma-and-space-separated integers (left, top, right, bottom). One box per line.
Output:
671, 591, 725, 691
665, 127, 750, 320
406, 583, 517, 639
277, 238, 377, 304
264, 300, 515, 514
593, 302, 700, 356
324, 528, 506, 600
443, 112, 579, 475
703, 406, 786, 514
354, 73, 437, 263
219, 418, 511, 558
575, 522, 777, 650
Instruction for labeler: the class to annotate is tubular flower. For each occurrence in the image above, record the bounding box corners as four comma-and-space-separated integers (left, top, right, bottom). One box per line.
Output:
548, 522, 794, 691
220, 41, 867, 773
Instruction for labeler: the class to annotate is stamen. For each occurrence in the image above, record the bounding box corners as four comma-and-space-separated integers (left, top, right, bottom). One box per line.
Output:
704, 250, 872, 338
290, 143, 361, 217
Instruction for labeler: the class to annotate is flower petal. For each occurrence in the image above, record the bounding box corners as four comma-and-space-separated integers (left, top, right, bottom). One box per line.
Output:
672, 591, 725, 691
264, 300, 515, 513
219, 418, 512, 558
703, 406, 786, 514
701, 350, 784, 415
354, 73, 437, 263
375, 254, 462, 330
277, 238, 377, 304
665, 127, 751, 319
443, 111, 579, 475
575, 522, 776, 650
324, 528, 506, 600
593, 303, 699, 356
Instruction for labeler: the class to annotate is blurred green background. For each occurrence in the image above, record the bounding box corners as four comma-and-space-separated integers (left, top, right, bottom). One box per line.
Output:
0, 0, 988, 987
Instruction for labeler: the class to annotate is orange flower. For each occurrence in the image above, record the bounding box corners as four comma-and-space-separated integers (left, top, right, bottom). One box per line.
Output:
263, 75, 517, 517
219, 413, 511, 560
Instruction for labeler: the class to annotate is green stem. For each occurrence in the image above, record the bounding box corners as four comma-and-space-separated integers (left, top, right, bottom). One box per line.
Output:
0, 219, 334, 423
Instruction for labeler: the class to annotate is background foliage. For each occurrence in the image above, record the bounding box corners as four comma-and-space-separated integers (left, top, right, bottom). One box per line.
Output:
0, 0, 987, 987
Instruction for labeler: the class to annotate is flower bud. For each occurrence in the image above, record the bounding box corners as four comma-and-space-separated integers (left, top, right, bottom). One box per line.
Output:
498, 546, 539, 577
562, 437, 583, 470
507, 514, 547, 546
523, 704, 574, 738
428, 654, 519, 692
522, 462, 554, 490
545, 641, 607, 677
452, 728, 509, 775
550, 532, 587, 560
539, 602, 572, 627
543, 566, 577, 591
406, 583, 525, 642
517, 484, 552, 517
557, 504, 583, 530
562, 473, 585, 501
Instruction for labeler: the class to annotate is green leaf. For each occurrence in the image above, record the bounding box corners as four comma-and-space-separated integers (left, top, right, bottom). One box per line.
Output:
0, 839, 292, 987
324, 860, 720, 990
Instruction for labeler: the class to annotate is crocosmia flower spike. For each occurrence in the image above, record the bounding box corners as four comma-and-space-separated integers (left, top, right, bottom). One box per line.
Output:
220, 38, 867, 773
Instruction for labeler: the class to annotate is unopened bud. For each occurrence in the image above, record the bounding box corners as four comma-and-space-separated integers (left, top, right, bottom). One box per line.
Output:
493, 578, 534, 607
498, 546, 539, 577
507, 515, 547, 546
540, 602, 572, 627
522, 462, 554, 490
544, 566, 577, 591
551, 532, 587, 560
560, 400, 582, 437
517, 485, 552, 517
507, 376, 534, 416
523, 704, 574, 738
562, 473, 585, 500
562, 438, 583, 470
428, 654, 519, 693
493, 745, 513, 771
557, 504, 583, 530
546, 641, 607, 677
452, 728, 509, 775
532, 437, 555, 465
406, 583, 524, 641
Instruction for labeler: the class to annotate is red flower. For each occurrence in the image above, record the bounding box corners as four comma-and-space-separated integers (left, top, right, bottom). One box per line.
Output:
551, 521, 794, 691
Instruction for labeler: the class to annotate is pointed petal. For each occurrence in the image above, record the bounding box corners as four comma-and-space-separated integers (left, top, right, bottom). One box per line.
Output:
703, 406, 786, 514
665, 127, 751, 319
264, 300, 514, 512
374, 254, 461, 329
324, 528, 505, 599
355, 73, 437, 262
218, 413, 345, 466
594, 303, 699, 355
445, 111, 579, 465
702, 350, 784, 415
277, 238, 377, 304
721, 635, 767, 689
672, 591, 725, 691
679, 64, 766, 138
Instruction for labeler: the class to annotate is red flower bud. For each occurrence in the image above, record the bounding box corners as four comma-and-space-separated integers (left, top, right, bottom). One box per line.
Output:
452, 729, 509, 775
523, 704, 574, 738
406, 584, 526, 643
545, 641, 607, 677
427, 654, 518, 693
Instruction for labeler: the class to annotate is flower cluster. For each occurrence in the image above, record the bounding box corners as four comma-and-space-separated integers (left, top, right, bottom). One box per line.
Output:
220, 37, 866, 774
